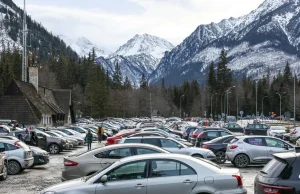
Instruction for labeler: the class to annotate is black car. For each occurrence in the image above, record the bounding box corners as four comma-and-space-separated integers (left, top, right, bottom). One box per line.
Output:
30, 146, 50, 167
201, 135, 235, 164
244, 124, 269, 135
190, 127, 227, 145
223, 123, 244, 133
254, 149, 300, 194
195, 129, 233, 147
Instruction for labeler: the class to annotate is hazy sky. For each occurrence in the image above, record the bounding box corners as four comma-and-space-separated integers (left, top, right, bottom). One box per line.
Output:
13, 0, 265, 51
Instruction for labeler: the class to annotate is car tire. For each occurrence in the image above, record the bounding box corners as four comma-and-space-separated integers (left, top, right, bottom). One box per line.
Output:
192, 154, 203, 158
234, 154, 250, 168
215, 151, 226, 164
48, 144, 60, 154
8, 160, 21, 175
0, 163, 8, 180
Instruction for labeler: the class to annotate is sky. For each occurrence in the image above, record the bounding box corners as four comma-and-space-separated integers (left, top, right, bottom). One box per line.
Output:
13, 0, 265, 52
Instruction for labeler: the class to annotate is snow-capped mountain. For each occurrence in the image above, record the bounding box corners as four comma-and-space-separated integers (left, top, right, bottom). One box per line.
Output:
59, 35, 111, 58
97, 34, 174, 86
150, 0, 300, 86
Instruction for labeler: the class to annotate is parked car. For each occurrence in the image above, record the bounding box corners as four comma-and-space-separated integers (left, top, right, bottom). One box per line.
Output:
290, 127, 300, 143
30, 146, 49, 167
201, 135, 236, 164
226, 136, 295, 168
195, 129, 233, 147
182, 127, 197, 140
56, 128, 86, 140
223, 123, 244, 133
0, 151, 7, 180
254, 149, 300, 194
62, 143, 169, 181
267, 126, 287, 138
106, 131, 137, 146
0, 138, 34, 175
52, 130, 84, 146
70, 126, 98, 141
0, 125, 35, 145
190, 127, 227, 145
120, 136, 216, 160
244, 123, 269, 135
42, 153, 247, 194
35, 130, 66, 154
46, 131, 78, 147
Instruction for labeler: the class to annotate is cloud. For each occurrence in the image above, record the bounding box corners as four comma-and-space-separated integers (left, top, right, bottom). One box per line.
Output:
13, 0, 264, 51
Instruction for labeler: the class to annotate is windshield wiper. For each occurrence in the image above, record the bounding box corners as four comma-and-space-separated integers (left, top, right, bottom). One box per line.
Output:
260, 170, 268, 175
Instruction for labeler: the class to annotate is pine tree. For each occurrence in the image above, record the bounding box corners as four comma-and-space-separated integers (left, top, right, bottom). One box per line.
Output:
216, 49, 232, 93
161, 78, 165, 90
112, 62, 123, 90
207, 61, 217, 93
123, 76, 132, 89
140, 73, 147, 89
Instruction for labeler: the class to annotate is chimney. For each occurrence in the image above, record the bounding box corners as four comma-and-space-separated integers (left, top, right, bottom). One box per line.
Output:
28, 66, 39, 92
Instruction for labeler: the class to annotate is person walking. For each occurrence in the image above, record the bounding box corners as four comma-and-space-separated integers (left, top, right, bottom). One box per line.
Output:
97, 125, 104, 143
85, 129, 93, 151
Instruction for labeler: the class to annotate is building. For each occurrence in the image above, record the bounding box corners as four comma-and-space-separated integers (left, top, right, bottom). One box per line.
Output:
0, 66, 75, 127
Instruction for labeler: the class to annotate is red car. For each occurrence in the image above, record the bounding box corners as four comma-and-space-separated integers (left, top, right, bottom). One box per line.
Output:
106, 131, 137, 146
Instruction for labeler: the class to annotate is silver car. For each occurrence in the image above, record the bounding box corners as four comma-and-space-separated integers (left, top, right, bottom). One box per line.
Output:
42, 153, 247, 194
120, 136, 216, 160
290, 127, 300, 143
62, 143, 169, 181
46, 131, 78, 147
52, 130, 85, 146
0, 138, 34, 175
226, 136, 295, 168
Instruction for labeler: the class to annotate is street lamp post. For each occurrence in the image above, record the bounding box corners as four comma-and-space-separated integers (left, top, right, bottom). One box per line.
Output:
221, 91, 227, 115
256, 81, 258, 117
262, 96, 268, 118
276, 92, 286, 122
211, 93, 218, 119
294, 72, 296, 127
180, 95, 185, 119
226, 86, 236, 117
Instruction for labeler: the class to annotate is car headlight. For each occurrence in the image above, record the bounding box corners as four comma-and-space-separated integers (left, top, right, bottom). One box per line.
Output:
61, 139, 66, 143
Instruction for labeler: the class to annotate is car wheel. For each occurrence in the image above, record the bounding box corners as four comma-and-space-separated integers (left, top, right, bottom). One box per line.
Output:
0, 163, 8, 180
48, 144, 60, 154
215, 151, 226, 164
192, 154, 203, 158
8, 160, 21, 175
234, 154, 249, 168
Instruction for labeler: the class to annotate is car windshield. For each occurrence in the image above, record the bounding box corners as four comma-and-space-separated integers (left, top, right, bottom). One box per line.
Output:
54, 131, 67, 137
50, 132, 63, 138
261, 158, 287, 178
38, 131, 51, 137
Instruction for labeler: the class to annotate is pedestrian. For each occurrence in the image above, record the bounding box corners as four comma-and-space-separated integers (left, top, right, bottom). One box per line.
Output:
97, 125, 104, 143
85, 129, 93, 151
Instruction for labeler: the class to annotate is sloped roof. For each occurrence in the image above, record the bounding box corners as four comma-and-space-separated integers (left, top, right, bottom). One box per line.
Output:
0, 95, 40, 124
15, 80, 55, 115
52, 89, 71, 118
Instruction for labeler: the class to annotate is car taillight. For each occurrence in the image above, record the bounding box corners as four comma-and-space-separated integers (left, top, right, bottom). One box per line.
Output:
14, 141, 24, 148
203, 145, 210, 149
230, 145, 238, 149
260, 183, 294, 194
198, 132, 204, 137
192, 134, 197, 138
64, 159, 78, 166
291, 131, 297, 134
232, 175, 243, 187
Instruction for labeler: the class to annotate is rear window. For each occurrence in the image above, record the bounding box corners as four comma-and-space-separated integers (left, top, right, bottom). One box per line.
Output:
248, 124, 254, 128
261, 158, 287, 178
194, 128, 204, 134
229, 138, 239, 144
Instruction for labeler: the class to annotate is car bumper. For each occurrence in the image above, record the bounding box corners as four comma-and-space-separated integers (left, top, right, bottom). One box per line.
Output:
215, 187, 247, 194
61, 167, 82, 181
23, 157, 34, 168
63, 143, 73, 150
206, 154, 216, 161
290, 135, 298, 142
33, 155, 49, 165
225, 151, 236, 161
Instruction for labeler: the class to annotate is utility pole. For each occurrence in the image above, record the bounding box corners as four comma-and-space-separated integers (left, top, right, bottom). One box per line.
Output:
226, 86, 236, 117
276, 92, 285, 122
262, 96, 268, 119
22, 0, 27, 82
150, 92, 152, 119
256, 81, 258, 117
180, 95, 184, 119
236, 95, 239, 118
211, 93, 218, 119
294, 72, 296, 127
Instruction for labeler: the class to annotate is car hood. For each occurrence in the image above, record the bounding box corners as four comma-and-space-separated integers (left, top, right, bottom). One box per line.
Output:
30, 146, 48, 154
41, 178, 89, 193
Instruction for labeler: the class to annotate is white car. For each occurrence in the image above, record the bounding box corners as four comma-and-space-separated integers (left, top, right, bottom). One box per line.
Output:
290, 127, 300, 143
267, 126, 287, 138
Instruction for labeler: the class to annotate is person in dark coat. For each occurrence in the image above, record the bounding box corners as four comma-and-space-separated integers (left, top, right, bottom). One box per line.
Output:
85, 129, 93, 151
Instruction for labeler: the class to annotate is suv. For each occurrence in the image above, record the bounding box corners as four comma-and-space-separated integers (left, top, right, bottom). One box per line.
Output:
244, 124, 269, 135
119, 136, 216, 160
195, 129, 233, 147
254, 149, 300, 194
35, 130, 67, 154
0, 139, 34, 175
0, 151, 7, 180
290, 127, 300, 143
226, 136, 295, 168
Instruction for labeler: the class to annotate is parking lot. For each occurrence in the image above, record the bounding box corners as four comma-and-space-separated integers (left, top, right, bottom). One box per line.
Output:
0, 141, 260, 194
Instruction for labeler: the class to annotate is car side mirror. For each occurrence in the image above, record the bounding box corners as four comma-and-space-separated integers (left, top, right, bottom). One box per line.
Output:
177, 145, 183, 149
100, 175, 108, 183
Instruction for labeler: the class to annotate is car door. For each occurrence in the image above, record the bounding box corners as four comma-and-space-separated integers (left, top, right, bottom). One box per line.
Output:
100, 148, 134, 169
264, 137, 292, 160
96, 160, 148, 194
36, 132, 47, 149
142, 138, 162, 148
243, 137, 268, 162
147, 159, 197, 194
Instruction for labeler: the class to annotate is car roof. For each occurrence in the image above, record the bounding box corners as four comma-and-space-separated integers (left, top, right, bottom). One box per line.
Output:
93, 143, 169, 152
124, 136, 166, 139
118, 153, 192, 163
0, 138, 18, 143
273, 152, 300, 162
